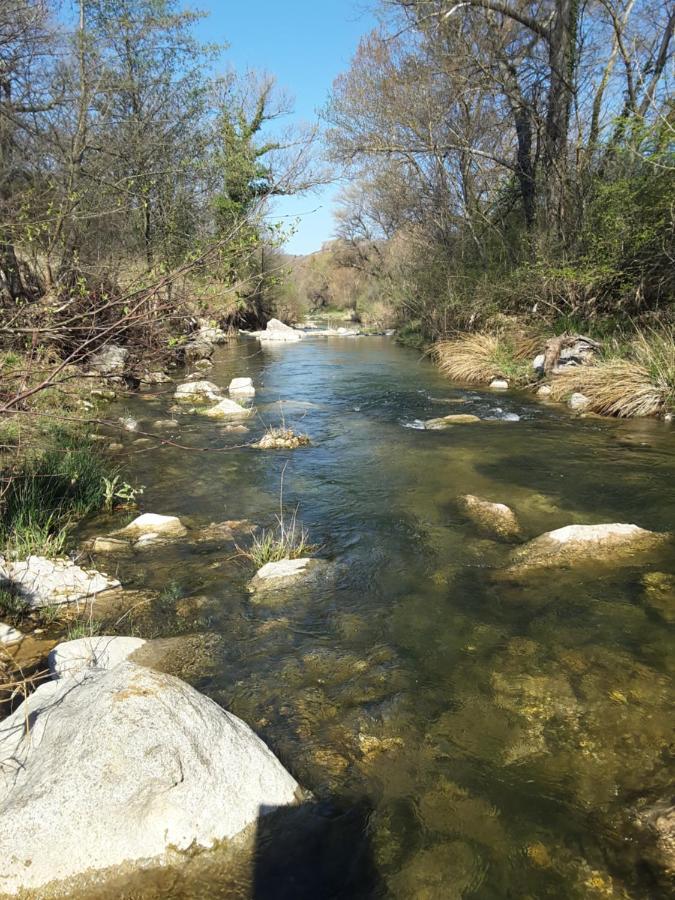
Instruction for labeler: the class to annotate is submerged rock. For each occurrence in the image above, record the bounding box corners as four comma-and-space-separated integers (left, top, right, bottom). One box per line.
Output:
174, 380, 222, 403
0, 647, 300, 896
0, 556, 120, 608
424, 414, 481, 430
505, 523, 668, 575
634, 799, 675, 877
641, 572, 675, 623
229, 377, 255, 396
201, 398, 252, 419
458, 494, 522, 541
141, 371, 172, 385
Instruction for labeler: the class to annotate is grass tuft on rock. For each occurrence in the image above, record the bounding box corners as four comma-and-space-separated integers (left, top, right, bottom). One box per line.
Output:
238, 508, 316, 568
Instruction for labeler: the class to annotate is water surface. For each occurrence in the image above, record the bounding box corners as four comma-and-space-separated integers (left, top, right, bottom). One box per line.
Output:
84, 336, 675, 899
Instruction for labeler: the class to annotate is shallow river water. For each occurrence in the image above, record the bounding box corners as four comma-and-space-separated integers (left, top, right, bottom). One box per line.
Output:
82, 335, 674, 899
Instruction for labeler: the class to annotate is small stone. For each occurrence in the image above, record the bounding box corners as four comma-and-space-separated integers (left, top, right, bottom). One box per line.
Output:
490, 379, 509, 390
119, 416, 138, 431
458, 494, 522, 541
90, 537, 129, 554
0, 622, 23, 645
90, 389, 116, 401
568, 392, 590, 411
424, 414, 481, 429
201, 398, 252, 420
537, 384, 552, 398
108, 442, 124, 451
174, 381, 222, 403
117, 513, 187, 540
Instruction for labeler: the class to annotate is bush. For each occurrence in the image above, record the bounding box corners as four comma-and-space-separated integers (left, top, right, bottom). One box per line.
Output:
433, 330, 541, 385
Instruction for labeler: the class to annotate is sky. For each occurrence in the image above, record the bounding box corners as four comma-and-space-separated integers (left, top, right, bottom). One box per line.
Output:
193, 1, 376, 256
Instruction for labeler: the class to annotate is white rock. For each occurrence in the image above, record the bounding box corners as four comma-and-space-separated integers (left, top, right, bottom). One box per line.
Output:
201, 398, 252, 419
254, 558, 312, 582
119, 416, 138, 431
0, 556, 119, 609
49, 636, 146, 680
537, 384, 552, 398
0, 623, 23, 645
247, 558, 330, 599
88, 345, 128, 376
506, 523, 668, 574
256, 318, 302, 342
141, 371, 172, 385
229, 377, 255, 396
568, 392, 590, 410
174, 380, 222, 402
118, 513, 187, 540
0, 659, 300, 896
532, 353, 546, 374
490, 379, 509, 390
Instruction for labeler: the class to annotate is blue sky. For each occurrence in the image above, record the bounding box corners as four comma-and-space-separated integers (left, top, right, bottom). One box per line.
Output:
194, 1, 376, 256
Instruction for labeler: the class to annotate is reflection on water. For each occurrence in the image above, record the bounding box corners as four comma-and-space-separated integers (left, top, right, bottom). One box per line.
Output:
81, 337, 675, 898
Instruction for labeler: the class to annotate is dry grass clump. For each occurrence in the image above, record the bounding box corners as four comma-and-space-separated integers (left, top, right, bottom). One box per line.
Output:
433, 330, 540, 385
549, 328, 675, 417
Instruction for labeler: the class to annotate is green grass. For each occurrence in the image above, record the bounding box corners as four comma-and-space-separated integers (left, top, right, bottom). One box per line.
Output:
0, 429, 116, 559
238, 508, 316, 568
0, 586, 30, 625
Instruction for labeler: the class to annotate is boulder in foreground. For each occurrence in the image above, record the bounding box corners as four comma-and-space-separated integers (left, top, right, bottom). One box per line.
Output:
0, 641, 300, 896
504, 523, 668, 575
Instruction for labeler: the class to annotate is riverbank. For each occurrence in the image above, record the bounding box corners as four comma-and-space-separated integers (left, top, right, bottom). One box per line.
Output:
432, 325, 675, 421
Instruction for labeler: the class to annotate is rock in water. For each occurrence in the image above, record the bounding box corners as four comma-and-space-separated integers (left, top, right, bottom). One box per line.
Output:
174, 380, 222, 402
568, 392, 590, 411
118, 513, 187, 540
201, 398, 252, 419
0, 652, 300, 896
256, 318, 302, 342
490, 379, 509, 390
458, 494, 522, 541
229, 377, 255, 396
424, 414, 481, 429
504, 523, 668, 575
248, 558, 330, 600
0, 556, 119, 608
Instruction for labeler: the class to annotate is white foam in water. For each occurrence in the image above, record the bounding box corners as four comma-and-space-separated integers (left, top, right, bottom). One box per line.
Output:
403, 419, 426, 430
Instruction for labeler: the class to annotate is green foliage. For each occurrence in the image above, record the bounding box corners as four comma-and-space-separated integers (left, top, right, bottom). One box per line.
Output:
238, 507, 316, 568
0, 430, 115, 558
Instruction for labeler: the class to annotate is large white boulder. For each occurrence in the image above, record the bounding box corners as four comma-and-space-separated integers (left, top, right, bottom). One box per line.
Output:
174, 380, 222, 402
257, 318, 302, 342
229, 377, 255, 396
505, 523, 668, 575
0, 556, 119, 608
0, 651, 300, 896
201, 398, 252, 419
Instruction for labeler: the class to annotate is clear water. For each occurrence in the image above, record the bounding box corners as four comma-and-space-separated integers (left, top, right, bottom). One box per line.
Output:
80, 336, 675, 899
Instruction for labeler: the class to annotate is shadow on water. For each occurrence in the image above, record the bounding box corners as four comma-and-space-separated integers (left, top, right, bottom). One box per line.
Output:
251, 801, 378, 900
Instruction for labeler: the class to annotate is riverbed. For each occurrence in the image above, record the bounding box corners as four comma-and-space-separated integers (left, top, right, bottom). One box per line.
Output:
81, 335, 674, 898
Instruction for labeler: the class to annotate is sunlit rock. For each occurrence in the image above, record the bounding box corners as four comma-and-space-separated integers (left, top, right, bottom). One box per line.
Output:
504, 523, 668, 574
49, 635, 146, 680
201, 398, 252, 419
253, 318, 303, 342
118, 513, 187, 540
0, 653, 300, 896
174, 380, 222, 402
457, 494, 522, 541
0, 556, 119, 608
229, 377, 255, 396
0, 623, 22, 645
537, 384, 552, 397
253, 427, 310, 449
424, 413, 481, 430
248, 558, 330, 601
568, 391, 590, 410
490, 378, 509, 390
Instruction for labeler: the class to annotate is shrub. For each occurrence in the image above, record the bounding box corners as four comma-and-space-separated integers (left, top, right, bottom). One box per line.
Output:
433, 330, 540, 385
237, 507, 316, 568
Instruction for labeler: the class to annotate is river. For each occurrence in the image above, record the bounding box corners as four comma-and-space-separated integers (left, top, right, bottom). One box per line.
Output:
81, 334, 675, 899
